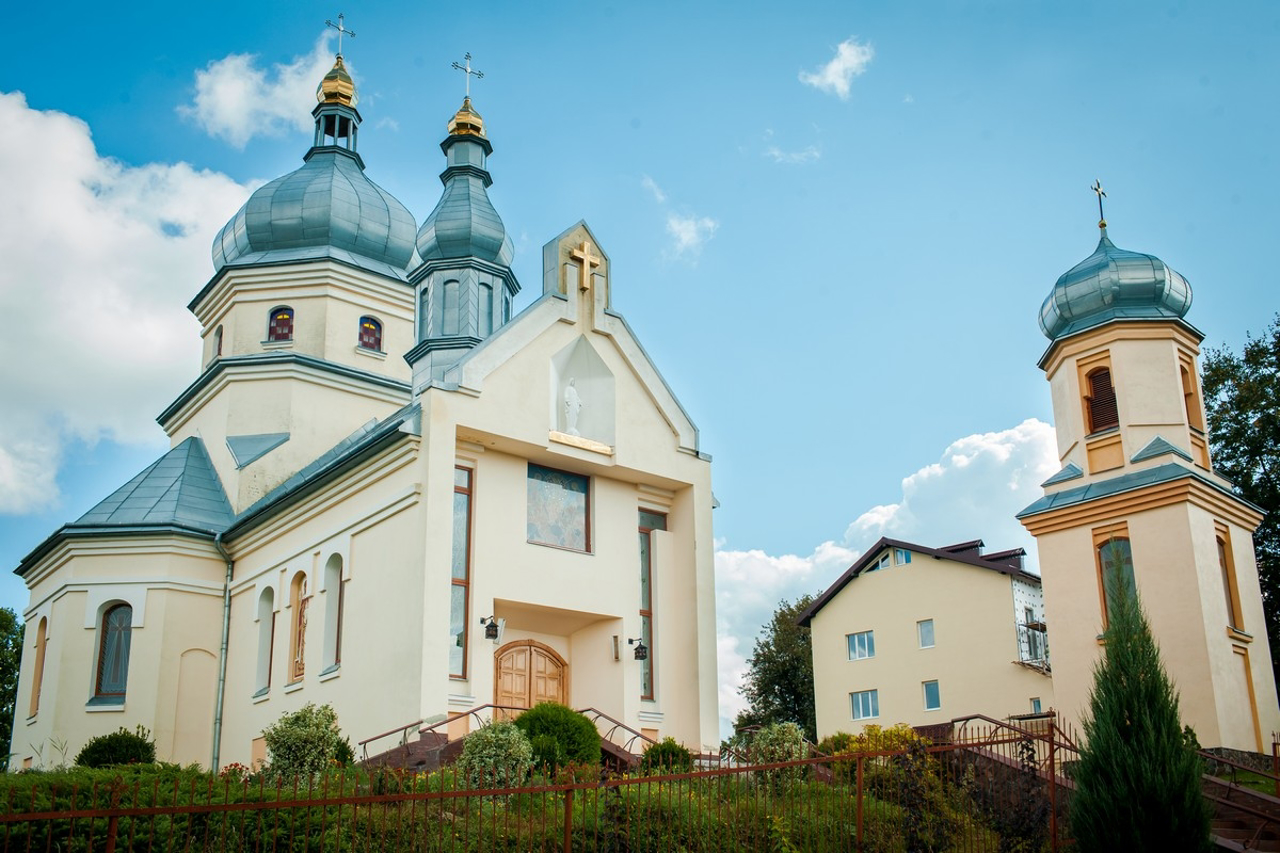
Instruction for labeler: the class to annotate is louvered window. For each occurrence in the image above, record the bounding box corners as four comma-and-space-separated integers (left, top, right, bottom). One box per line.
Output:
1086, 368, 1119, 433
268, 307, 294, 342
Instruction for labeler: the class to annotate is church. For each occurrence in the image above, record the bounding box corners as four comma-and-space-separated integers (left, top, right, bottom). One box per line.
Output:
8, 51, 720, 769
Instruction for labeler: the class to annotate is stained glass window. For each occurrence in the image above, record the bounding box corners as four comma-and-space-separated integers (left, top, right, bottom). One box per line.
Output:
1098, 538, 1136, 625
527, 465, 589, 551
358, 316, 382, 350
95, 604, 132, 700
268, 307, 294, 342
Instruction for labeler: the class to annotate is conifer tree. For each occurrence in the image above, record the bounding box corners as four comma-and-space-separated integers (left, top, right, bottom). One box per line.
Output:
1069, 564, 1211, 851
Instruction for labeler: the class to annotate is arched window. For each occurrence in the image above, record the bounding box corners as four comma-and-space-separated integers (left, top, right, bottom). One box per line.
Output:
95, 604, 132, 701
1097, 538, 1135, 627
322, 555, 344, 672
267, 307, 294, 342
256, 588, 275, 695
358, 317, 382, 351
28, 617, 47, 717
1085, 367, 1119, 433
214, 325, 224, 358
288, 573, 309, 683
478, 284, 493, 337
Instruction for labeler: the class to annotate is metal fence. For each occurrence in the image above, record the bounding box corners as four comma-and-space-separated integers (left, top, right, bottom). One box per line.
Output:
0, 718, 1078, 852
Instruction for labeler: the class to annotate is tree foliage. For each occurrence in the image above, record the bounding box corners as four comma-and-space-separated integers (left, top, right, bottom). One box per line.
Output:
1069, 566, 1210, 852
735, 595, 816, 742
261, 703, 345, 780
0, 608, 21, 760
1202, 315, 1280, 690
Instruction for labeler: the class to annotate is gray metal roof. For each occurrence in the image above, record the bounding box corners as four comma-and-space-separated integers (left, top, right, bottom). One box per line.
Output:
211, 149, 417, 273
226, 433, 290, 469
1130, 436, 1192, 464
76, 437, 233, 531
1039, 229, 1192, 341
1016, 461, 1257, 519
415, 137, 513, 267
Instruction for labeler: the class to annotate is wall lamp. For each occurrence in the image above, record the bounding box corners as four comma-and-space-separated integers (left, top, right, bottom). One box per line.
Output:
628, 637, 649, 661
480, 616, 499, 641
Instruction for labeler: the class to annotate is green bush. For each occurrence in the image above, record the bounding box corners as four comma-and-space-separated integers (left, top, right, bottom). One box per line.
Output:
75, 725, 156, 768
638, 737, 694, 775
748, 721, 808, 792
529, 733, 565, 771
261, 703, 344, 781
513, 702, 600, 768
456, 720, 533, 790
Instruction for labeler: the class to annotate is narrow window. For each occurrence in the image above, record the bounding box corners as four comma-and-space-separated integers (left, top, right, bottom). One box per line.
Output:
1219, 532, 1243, 631
1085, 367, 1119, 433
267, 307, 294, 342
895, 548, 912, 565
478, 284, 493, 337
441, 280, 460, 336
527, 464, 590, 551
214, 325, 224, 358
638, 510, 667, 700
918, 619, 935, 648
1182, 364, 1205, 431
95, 604, 132, 701
1097, 538, 1136, 627
28, 617, 47, 717
322, 555, 344, 672
923, 680, 941, 711
851, 689, 879, 721
451, 468, 474, 678
503, 292, 512, 324
1024, 606, 1044, 660
288, 572, 309, 683
358, 316, 382, 351
1031, 697, 1042, 714
256, 588, 275, 694
846, 630, 875, 660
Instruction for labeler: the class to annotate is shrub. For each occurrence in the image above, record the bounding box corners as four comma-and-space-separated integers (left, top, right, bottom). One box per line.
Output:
75, 725, 156, 768
333, 736, 355, 766
529, 734, 565, 771
261, 703, 344, 781
1069, 565, 1211, 852
748, 721, 808, 792
513, 702, 600, 768
456, 720, 533, 790
638, 737, 694, 775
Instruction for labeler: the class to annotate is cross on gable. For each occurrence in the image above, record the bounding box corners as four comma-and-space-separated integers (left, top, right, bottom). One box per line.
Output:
570, 241, 601, 292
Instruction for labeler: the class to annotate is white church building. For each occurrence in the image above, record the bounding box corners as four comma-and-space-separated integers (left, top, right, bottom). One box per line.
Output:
9, 54, 720, 769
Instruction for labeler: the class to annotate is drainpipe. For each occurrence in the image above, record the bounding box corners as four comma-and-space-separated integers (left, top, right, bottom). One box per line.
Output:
211, 532, 234, 772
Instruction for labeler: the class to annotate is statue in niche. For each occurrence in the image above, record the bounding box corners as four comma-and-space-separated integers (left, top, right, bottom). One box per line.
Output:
564, 377, 584, 436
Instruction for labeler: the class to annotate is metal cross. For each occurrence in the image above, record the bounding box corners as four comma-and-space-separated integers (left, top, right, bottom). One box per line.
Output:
325, 14, 355, 55
570, 241, 601, 292
1092, 179, 1107, 226
452, 53, 485, 98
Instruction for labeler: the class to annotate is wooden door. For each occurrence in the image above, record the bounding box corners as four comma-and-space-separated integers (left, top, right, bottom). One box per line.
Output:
494, 640, 566, 718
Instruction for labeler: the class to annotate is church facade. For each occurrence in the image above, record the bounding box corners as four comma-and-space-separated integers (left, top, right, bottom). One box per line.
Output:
10, 55, 720, 769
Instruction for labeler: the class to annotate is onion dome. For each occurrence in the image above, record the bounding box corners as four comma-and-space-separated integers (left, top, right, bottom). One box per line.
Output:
1039, 227, 1192, 341
414, 97, 514, 266
211, 57, 416, 275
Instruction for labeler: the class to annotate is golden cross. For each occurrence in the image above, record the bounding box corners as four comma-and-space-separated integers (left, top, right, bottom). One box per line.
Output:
452, 52, 485, 98
570, 241, 601, 292
325, 13, 356, 56
1092, 179, 1107, 228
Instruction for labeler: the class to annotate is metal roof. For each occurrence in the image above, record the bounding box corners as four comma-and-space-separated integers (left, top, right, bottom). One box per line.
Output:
75, 437, 233, 530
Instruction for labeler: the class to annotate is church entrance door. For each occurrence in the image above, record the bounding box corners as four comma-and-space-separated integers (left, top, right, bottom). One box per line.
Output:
494, 640, 566, 719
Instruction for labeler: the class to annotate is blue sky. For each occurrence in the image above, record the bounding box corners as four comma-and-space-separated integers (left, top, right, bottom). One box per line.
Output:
2, 0, 1277, 732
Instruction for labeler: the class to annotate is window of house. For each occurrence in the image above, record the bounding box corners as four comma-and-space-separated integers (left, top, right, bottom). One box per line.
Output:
639, 510, 667, 700
214, 325, 224, 358
895, 548, 912, 565
288, 573, 309, 683
1024, 606, 1044, 660
1218, 529, 1243, 631
847, 630, 875, 660
440, 280, 460, 336
1097, 537, 1136, 627
1030, 697, 1043, 714
868, 553, 890, 572
478, 284, 493, 337
256, 588, 275, 695
1181, 362, 1205, 431
358, 316, 382, 351
527, 464, 589, 551
28, 617, 47, 717
95, 604, 132, 702
851, 689, 879, 721
923, 680, 941, 711
503, 292, 512, 324
267, 307, 294, 342
1085, 367, 1119, 433
918, 619, 935, 648
322, 555, 344, 673
451, 467, 473, 678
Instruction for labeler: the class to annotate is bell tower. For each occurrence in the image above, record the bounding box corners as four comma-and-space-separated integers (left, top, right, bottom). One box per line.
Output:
1019, 188, 1280, 751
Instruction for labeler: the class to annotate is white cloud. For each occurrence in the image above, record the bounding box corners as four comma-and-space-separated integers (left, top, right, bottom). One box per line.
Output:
666, 213, 719, 257
765, 144, 822, 164
180, 35, 338, 148
903, 94, 915, 104
0, 91, 253, 513
799, 38, 875, 100
641, 175, 667, 203
713, 418, 1058, 737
